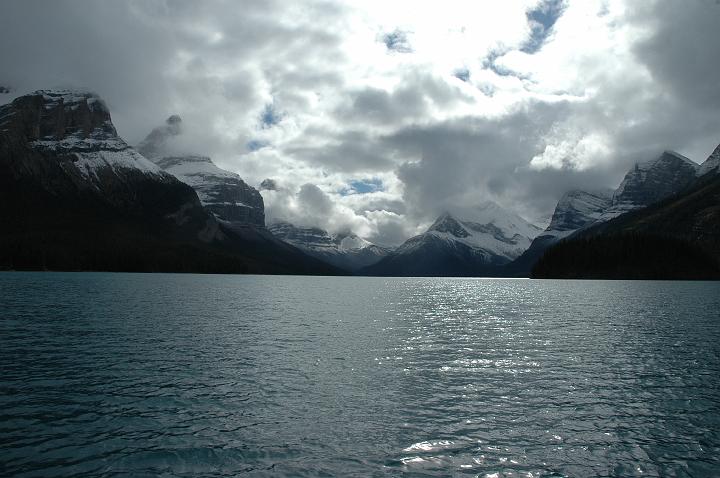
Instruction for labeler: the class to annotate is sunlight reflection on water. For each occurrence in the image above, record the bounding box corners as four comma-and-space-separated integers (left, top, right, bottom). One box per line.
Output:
1, 273, 720, 476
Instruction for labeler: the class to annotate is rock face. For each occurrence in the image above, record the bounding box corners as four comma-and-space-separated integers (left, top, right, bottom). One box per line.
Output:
698, 143, 720, 177
544, 190, 614, 236
532, 173, 720, 280
603, 151, 699, 219
155, 155, 265, 227
507, 150, 701, 276
0, 89, 338, 274
506, 189, 612, 275
0, 90, 197, 217
362, 202, 541, 276
138, 116, 265, 228
268, 222, 390, 271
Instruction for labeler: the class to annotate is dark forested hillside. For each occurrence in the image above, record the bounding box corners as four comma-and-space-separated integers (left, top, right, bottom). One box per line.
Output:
531, 233, 720, 280
531, 174, 720, 279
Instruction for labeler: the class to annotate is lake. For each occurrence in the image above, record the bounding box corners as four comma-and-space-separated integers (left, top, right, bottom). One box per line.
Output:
1, 272, 719, 477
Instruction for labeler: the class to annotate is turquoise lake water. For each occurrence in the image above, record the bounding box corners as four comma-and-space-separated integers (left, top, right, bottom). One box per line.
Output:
1, 272, 719, 477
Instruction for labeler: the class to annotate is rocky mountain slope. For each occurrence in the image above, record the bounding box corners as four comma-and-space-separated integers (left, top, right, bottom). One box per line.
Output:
268, 222, 390, 272
138, 116, 265, 228
698, 143, 720, 177
531, 143, 720, 279
532, 172, 720, 279
0, 89, 337, 274
362, 202, 541, 276
601, 150, 699, 220
507, 150, 702, 276
506, 189, 613, 275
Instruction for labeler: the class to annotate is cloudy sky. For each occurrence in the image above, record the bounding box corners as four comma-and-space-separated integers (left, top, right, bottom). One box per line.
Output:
2, 0, 719, 245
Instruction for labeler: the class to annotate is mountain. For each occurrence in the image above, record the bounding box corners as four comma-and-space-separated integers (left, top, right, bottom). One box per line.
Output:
0, 89, 338, 274
532, 172, 720, 279
268, 222, 390, 272
531, 143, 720, 280
138, 116, 265, 228
505, 189, 612, 275
506, 150, 701, 276
362, 202, 541, 276
601, 150, 699, 219
698, 143, 720, 177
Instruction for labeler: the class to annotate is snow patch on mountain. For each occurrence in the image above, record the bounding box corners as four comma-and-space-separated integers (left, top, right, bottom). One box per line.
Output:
268, 221, 389, 271
601, 150, 699, 220
541, 189, 613, 241
138, 116, 265, 227
396, 202, 541, 263
6, 89, 166, 181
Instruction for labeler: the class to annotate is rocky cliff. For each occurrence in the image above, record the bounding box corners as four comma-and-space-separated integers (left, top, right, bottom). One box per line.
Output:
138, 116, 265, 228
0, 90, 201, 219
506, 189, 612, 275
0, 90, 338, 274
532, 173, 720, 280
603, 151, 699, 219
507, 150, 701, 276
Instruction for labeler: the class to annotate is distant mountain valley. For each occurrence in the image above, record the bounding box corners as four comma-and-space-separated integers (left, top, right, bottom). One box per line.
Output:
1, 88, 718, 278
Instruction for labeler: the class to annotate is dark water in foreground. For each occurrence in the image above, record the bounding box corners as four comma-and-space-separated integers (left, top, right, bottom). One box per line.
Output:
1, 273, 720, 477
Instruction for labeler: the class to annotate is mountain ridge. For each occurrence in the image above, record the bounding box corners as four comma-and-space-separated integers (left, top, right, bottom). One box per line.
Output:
138, 116, 265, 228
268, 221, 390, 272
506, 149, 704, 276
362, 202, 541, 276
0, 89, 339, 275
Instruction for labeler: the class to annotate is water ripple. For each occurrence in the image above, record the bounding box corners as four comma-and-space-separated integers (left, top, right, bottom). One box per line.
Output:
1, 273, 720, 476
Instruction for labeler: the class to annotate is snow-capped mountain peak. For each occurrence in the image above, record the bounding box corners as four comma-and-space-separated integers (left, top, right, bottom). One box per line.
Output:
509, 149, 706, 276
603, 150, 699, 219
432, 202, 542, 242
429, 213, 471, 238
367, 201, 542, 276
268, 222, 389, 271
138, 116, 265, 227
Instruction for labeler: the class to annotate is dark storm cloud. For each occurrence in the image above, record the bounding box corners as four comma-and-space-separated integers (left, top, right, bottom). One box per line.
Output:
337, 87, 428, 125
387, 102, 570, 221
0, 0, 348, 146
285, 129, 397, 172
334, 72, 471, 128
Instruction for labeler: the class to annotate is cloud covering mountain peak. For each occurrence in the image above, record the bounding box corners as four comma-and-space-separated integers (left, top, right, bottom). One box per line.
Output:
2, 0, 719, 245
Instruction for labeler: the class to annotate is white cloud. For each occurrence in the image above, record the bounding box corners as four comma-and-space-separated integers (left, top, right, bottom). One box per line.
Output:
2, 0, 719, 244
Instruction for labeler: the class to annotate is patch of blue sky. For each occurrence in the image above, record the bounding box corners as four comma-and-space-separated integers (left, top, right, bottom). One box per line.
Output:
246, 140, 269, 152
522, 0, 565, 54
260, 103, 283, 129
453, 68, 470, 82
382, 29, 413, 53
340, 178, 384, 195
